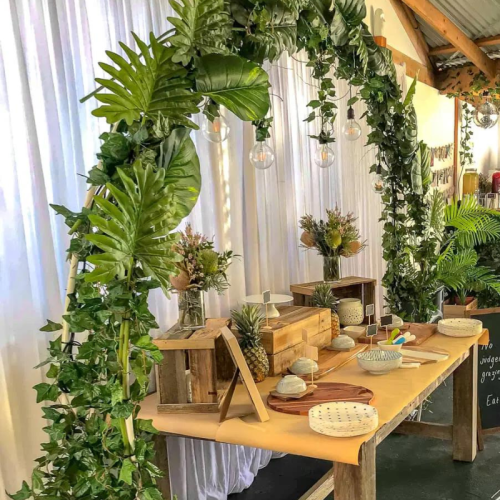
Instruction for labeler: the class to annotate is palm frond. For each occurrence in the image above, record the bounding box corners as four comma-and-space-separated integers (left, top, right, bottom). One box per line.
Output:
465, 266, 500, 295
428, 189, 445, 235
437, 248, 478, 291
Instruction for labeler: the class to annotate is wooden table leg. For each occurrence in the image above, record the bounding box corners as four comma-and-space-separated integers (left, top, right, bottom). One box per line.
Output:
334, 440, 376, 500
298, 467, 334, 500
453, 343, 478, 462
153, 433, 172, 499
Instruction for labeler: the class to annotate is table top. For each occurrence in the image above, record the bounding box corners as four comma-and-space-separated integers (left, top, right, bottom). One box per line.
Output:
141, 329, 488, 466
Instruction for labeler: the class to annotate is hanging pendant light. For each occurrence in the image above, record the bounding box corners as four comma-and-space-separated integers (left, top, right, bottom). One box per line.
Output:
474, 91, 499, 129
249, 141, 275, 170
201, 115, 230, 143
371, 163, 385, 193
343, 106, 362, 141
314, 143, 335, 168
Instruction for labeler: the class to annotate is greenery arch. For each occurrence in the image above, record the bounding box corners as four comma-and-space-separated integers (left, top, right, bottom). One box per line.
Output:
11, 1, 438, 500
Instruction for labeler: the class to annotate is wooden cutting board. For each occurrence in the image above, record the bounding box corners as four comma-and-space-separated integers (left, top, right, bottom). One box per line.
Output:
267, 382, 374, 416
358, 323, 437, 346
289, 344, 368, 381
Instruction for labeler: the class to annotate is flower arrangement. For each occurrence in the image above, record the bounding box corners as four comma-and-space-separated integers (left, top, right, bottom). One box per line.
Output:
170, 224, 234, 293
299, 206, 365, 258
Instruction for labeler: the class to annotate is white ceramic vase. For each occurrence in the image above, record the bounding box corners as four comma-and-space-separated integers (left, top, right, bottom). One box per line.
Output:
337, 298, 364, 326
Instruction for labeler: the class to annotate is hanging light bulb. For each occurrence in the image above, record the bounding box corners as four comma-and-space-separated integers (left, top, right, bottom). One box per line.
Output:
314, 143, 335, 168
201, 115, 230, 142
473, 91, 499, 129
371, 163, 385, 193
343, 106, 362, 141
249, 141, 275, 170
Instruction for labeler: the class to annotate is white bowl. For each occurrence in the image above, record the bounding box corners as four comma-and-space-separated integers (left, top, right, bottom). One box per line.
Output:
342, 325, 366, 340
290, 357, 319, 375
309, 402, 378, 437
438, 318, 483, 338
387, 315, 404, 329
276, 375, 307, 395
377, 340, 402, 352
357, 350, 402, 375
331, 334, 355, 350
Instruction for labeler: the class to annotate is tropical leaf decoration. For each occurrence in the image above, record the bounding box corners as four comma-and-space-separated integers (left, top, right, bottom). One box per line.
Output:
195, 54, 271, 121
92, 33, 201, 128
428, 189, 446, 235
156, 127, 201, 224
167, 0, 232, 66
411, 141, 431, 195
349, 25, 368, 73
330, 0, 367, 46
85, 163, 182, 293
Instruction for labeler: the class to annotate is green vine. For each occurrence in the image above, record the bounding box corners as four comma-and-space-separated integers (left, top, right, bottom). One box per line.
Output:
11, 1, 438, 499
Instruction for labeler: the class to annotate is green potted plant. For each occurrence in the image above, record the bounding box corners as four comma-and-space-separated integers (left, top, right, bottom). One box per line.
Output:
299, 207, 366, 282
311, 283, 341, 338
171, 224, 234, 329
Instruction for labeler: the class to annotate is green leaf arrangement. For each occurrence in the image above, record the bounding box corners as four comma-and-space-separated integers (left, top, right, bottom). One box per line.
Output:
167, 0, 232, 65
331, 0, 367, 45
93, 32, 201, 127
195, 54, 271, 121
85, 162, 182, 293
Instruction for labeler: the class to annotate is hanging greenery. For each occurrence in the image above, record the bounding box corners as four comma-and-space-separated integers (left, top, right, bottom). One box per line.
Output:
12, 1, 438, 499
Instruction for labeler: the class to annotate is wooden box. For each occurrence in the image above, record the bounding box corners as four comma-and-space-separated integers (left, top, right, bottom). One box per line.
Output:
153, 319, 234, 414
267, 340, 307, 376
291, 276, 377, 324
443, 298, 478, 319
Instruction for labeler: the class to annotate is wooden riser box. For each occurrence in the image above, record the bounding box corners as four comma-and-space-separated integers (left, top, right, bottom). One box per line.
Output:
443, 299, 478, 319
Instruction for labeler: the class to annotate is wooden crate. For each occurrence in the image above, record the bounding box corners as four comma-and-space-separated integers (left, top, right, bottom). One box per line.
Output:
153, 319, 234, 414
308, 329, 332, 349
443, 298, 478, 319
268, 340, 307, 376
291, 276, 377, 324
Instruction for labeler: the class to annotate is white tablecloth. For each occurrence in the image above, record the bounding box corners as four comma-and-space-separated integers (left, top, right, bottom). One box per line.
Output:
167, 437, 286, 500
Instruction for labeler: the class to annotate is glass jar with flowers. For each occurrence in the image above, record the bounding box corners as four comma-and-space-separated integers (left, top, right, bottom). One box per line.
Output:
299, 207, 366, 282
171, 224, 234, 329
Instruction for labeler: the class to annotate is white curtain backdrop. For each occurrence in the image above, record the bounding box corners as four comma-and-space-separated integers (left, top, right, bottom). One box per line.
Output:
0, 1, 406, 498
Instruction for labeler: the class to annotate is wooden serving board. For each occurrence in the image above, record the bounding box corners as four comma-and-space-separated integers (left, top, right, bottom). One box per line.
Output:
288, 344, 368, 381
267, 382, 374, 416
358, 323, 437, 346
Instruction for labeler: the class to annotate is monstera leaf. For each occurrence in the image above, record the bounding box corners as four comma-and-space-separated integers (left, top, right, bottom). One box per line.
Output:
157, 128, 201, 224
309, 0, 334, 24
331, 0, 367, 46
195, 55, 270, 121
92, 33, 200, 128
167, 0, 232, 65
85, 163, 181, 293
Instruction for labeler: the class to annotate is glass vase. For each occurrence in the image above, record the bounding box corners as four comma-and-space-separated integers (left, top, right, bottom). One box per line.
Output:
178, 290, 205, 330
323, 255, 341, 283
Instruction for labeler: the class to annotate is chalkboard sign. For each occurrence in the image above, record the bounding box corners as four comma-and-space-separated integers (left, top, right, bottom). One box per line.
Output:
469, 308, 500, 432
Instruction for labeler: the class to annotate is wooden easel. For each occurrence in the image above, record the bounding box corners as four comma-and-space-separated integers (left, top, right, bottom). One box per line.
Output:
218, 327, 270, 423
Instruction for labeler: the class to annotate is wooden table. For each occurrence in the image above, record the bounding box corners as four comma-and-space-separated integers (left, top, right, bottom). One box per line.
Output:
146, 331, 486, 500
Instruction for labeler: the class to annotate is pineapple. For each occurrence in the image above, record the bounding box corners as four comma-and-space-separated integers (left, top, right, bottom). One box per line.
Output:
231, 305, 269, 383
312, 283, 341, 339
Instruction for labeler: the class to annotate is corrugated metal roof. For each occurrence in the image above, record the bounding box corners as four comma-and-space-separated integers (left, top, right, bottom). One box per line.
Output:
412, 0, 500, 67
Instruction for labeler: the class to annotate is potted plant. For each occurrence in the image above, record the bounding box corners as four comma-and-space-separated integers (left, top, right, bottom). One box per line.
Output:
231, 305, 269, 383
299, 206, 365, 282
172, 224, 234, 329
311, 283, 341, 338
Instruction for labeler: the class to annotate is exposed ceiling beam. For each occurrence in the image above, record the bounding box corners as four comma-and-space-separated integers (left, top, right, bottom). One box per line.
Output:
429, 34, 500, 56
389, 0, 434, 71
400, 0, 498, 81
388, 45, 437, 89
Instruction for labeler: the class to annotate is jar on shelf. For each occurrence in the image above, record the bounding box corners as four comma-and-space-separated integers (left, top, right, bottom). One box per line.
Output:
492, 168, 500, 194
463, 168, 479, 196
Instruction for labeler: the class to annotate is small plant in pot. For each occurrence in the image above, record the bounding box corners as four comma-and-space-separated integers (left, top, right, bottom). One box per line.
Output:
231, 305, 269, 383
311, 283, 341, 338
299, 206, 366, 282
172, 224, 234, 329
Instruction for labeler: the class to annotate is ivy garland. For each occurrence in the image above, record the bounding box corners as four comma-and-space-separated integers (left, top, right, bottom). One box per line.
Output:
11, 1, 438, 500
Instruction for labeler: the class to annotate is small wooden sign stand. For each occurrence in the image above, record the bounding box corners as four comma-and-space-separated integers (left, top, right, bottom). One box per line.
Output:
263, 290, 271, 328
219, 327, 270, 423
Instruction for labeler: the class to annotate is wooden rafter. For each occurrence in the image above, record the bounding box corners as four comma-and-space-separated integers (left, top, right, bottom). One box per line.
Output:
388, 45, 437, 89
430, 35, 500, 56
389, 0, 434, 72
400, 0, 498, 81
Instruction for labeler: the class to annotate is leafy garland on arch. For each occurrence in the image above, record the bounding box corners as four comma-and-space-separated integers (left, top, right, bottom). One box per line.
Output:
11, 1, 437, 500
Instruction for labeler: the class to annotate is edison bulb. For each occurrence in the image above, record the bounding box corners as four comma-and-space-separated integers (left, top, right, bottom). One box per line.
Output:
343, 119, 362, 141
201, 115, 230, 142
371, 165, 385, 193
249, 142, 275, 170
474, 101, 499, 129
314, 144, 335, 168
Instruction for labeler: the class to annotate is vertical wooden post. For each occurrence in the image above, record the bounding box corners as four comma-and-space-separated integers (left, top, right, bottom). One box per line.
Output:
453, 343, 478, 462
334, 440, 376, 500
153, 434, 172, 499
453, 97, 460, 196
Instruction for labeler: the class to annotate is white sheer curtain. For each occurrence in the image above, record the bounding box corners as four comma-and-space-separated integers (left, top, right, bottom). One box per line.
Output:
0, 1, 394, 498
